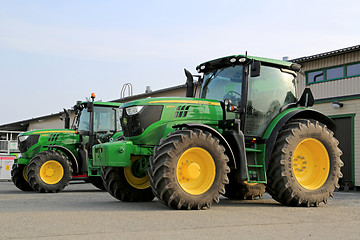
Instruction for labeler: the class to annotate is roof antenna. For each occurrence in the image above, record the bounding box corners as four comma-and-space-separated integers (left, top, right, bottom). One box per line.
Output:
245, 51, 248, 58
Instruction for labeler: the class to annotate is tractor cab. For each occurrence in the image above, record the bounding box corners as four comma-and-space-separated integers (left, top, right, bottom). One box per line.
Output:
197, 55, 299, 137
77, 105, 119, 134
73, 97, 123, 144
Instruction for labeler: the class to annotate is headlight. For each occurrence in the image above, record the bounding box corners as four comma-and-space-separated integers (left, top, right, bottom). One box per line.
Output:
126, 106, 144, 115
18, 135, 29, 142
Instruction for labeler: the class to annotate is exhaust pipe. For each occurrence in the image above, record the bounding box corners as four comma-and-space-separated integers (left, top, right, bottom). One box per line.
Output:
63, 109, 70, 129
184, 68, 194, 98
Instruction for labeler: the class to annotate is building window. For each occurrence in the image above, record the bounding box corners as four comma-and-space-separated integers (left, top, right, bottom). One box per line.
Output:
306, 62, 360, 85
326, 66, 344, 80
307, 70, 323, 83
347, 63, 360, 77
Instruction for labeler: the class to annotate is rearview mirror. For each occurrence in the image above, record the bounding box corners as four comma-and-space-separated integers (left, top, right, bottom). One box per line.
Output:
250, 61, 261, 77
87, 102, 94, 112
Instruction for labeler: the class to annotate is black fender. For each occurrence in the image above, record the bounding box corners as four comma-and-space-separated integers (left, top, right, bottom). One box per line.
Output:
173, 123, 237, 169
264, 108, 336, 169
44, 145, 79, 174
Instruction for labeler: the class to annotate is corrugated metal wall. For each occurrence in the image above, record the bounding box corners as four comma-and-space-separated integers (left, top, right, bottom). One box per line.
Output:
297, 51, 360, 100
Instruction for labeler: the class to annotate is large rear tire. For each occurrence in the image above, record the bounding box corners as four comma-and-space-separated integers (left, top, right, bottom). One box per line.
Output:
224, 170, 265, 200
27, 150, 72, 193
266, 119, 343, 207
149, 129, 230, 210
101, 156, 154, 202
11, 164, 34, 191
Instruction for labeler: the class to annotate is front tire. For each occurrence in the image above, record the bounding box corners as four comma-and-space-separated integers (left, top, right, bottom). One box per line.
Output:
27, 150, 72, 193
266, 119, 343, 207
11, 164, 34, 191
149, 129, 230, 210
101, 156, 154, 202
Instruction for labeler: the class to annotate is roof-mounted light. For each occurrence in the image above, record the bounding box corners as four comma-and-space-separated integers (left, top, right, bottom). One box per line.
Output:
239, 58, 246, 63
230, 58, 237, 63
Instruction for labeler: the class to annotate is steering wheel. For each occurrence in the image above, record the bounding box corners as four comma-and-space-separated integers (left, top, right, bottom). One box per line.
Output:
224, 91, 241, 103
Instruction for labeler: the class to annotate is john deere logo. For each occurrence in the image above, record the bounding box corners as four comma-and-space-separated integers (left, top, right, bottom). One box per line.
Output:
123, 118, 127, 125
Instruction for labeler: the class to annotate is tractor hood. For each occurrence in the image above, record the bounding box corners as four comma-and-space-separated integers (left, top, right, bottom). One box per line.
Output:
17, 129, 79, 158
119, 97, 224, 145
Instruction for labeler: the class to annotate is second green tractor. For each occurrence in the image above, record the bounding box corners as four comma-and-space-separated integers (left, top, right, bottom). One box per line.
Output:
93, 54, 343, 209
12, 95, 123, 193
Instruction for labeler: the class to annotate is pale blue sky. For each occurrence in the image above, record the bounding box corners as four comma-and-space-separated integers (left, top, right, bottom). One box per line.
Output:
1, 0, 359, 125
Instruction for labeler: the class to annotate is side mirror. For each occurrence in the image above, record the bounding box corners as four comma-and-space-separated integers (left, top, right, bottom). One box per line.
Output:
87, 93, 95, 112
250, 60, 261, 77
87, 102, 94, 112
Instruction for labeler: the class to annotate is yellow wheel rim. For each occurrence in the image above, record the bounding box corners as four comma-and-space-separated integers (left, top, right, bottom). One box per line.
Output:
292, 138, 330, 190
40, 160, 64, 184
124, 156, 150, 189
22, 165, 28, 182
176, 147, 216, 195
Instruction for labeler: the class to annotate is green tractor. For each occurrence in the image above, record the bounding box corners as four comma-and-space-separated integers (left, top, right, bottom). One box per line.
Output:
11, 94, 123, 193
93, 55, 343, 209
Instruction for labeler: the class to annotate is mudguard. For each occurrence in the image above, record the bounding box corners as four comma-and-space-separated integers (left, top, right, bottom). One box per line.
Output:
263, 108, 336, 168
173, 123, 237, 169
45, 145, 79, 174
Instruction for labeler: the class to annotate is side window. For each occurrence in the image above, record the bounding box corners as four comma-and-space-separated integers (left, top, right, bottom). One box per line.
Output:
245, 66, 296, 136
94, 107, 116, 132
96, 112, 113, 131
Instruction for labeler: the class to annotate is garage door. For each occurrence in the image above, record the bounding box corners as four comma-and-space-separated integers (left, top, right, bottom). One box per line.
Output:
331, 116, 353, 184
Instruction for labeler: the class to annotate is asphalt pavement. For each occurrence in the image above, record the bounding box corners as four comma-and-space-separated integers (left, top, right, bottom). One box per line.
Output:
0, 180, 359, 240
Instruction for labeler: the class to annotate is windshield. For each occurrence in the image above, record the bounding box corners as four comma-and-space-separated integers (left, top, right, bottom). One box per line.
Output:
201, 65, 243, 104
78, 106, 121, 133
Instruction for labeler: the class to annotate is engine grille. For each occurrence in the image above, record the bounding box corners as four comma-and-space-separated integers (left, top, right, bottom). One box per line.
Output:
121, 105, 163, 137
18, 135, 40, 153
174, 105, 190, 118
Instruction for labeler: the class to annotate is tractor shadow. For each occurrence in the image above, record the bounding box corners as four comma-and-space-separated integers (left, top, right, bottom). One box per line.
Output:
89, 194, 284, 212
217, 196, 283, 208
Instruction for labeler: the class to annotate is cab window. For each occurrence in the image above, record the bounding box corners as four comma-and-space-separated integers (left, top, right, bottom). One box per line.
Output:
245, 66, 297, 136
